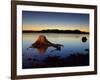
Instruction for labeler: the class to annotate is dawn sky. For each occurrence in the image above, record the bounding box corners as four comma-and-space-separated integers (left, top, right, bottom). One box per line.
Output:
22, 11, 89, 32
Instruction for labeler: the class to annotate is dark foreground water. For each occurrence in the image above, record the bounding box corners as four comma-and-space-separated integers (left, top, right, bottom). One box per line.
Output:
22, 33, 89, 69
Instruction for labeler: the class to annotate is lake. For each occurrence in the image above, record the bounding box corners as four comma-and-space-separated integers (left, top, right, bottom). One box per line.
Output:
22, 33, 89, 69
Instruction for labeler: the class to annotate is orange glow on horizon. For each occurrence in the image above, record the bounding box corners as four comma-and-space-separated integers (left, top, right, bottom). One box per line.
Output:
23, 25, 89, 32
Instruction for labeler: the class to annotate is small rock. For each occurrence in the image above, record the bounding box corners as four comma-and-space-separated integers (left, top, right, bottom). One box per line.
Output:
82, 37, 87, 42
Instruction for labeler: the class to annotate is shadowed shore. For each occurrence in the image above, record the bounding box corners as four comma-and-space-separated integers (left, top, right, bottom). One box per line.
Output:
23, 49, 89, 69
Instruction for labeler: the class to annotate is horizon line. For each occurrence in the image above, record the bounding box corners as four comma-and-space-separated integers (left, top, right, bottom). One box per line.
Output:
22, 29, 89, 33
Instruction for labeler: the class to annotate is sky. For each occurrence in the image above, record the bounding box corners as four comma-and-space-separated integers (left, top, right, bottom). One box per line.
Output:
22, 11, 89, 32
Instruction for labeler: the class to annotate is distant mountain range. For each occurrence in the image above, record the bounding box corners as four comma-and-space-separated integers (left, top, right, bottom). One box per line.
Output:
23, 29, 89, 34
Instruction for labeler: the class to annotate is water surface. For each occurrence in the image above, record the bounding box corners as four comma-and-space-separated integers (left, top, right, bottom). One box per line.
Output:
22, 33, 89, 69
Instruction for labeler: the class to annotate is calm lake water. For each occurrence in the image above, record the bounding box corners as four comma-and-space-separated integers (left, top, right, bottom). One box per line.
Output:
22, 33, 89, 69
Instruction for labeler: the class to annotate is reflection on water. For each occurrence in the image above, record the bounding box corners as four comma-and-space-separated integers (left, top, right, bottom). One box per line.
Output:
22, 33, 89, 69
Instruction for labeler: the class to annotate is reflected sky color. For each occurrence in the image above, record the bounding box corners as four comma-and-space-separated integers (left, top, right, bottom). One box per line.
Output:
22, 11, 89, 32
22, 33, 89, 68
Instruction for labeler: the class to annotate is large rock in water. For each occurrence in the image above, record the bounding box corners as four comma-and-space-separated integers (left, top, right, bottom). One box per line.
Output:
29, 35, 63, 53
